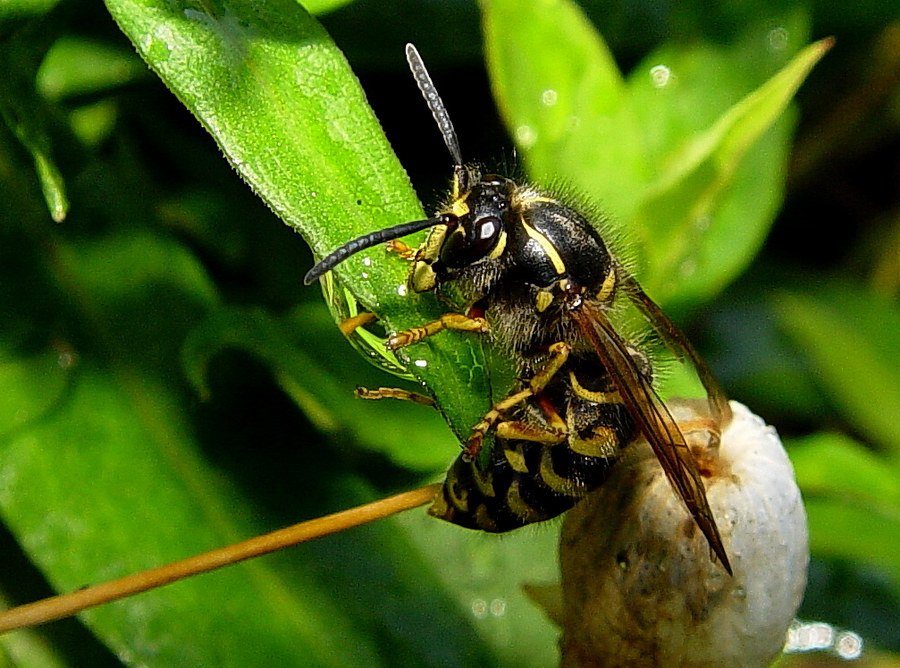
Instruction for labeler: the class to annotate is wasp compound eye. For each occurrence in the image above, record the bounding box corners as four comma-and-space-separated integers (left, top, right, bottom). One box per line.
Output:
440, 215, 502, 268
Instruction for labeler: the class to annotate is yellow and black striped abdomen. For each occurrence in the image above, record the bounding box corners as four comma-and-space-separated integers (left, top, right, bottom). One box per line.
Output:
428, 398, 635, 532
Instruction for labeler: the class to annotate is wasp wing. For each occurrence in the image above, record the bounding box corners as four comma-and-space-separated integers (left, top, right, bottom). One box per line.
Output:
616, 272, 730, 430
569, 302, 732, 575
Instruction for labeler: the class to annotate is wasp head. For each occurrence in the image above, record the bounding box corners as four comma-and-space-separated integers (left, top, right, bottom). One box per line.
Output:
410, 171, 516, 293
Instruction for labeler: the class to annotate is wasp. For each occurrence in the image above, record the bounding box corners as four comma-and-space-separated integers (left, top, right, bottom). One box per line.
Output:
305, 45, 732, 574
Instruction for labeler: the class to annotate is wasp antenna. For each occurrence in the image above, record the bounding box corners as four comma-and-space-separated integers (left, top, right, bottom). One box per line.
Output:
304, 215, 448, 285
405, 43, 464, 168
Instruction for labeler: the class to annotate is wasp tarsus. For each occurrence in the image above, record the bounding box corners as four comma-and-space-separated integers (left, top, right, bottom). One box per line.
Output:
306, 44, 732, 575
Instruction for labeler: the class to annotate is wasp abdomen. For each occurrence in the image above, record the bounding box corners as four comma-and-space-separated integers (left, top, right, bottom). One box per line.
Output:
429, 403, 634, 533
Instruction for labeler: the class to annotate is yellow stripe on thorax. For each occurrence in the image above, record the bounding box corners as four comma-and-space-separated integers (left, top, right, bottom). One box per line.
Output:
521, 220, 566, 275
448, 197, 469, 217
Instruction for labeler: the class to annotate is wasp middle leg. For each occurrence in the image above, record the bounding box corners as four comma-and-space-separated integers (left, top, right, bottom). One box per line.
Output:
355, 386, 435, 407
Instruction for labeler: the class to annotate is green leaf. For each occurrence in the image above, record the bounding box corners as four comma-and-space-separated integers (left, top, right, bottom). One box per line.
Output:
0, 144, 492, 666
104, 0, 494, 441
804, 498, 900, 589
0, 206, 369, 664
789, 432, 900, 589
0, 0, 60, 21
0, 12, 69, 222
0, 372, 378, 666
484, 2, 825, 308
36, 36, 148, 101
775, 288, 900, 456
300, 0, 356, 16
183, 303, 458, 470
636, 36, 830, 304
790, 432, 900, 516
482, 0, 647, 224
397, 511, 563, 668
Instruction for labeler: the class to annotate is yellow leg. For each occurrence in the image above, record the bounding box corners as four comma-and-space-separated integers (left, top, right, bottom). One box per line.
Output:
339, 311, 378, 337
495, 420, 567, 444
355, 386, 435, 407
385, 239, 418, 260
465, 342, 571, 460
386, 313, 489, 350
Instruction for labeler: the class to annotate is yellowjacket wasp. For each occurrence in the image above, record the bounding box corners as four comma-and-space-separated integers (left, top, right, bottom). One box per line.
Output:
306, 45, 732, 574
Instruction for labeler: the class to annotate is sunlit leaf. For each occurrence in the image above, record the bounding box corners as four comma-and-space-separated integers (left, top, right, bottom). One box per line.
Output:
776, 288, 900, 455
300, 0, 356, 16
484, 1, 825, 308
482, 0, 646, 223
105, 0, 493, 440
635, 37, 829, 303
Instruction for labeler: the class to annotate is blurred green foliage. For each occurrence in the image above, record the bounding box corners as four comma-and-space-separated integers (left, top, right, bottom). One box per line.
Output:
0, 0, 897, 666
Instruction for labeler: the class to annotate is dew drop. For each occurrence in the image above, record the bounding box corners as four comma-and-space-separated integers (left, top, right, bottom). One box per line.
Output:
767, 27, 789, 52
649, 64, 672, 88
541, 89, 558, 106
57, 351, 76, 369
515, 125, 537, 149
834, 631, 863, 660
142, 25, 174, 63
489, 598, 507, 617
471, 598, 488, 619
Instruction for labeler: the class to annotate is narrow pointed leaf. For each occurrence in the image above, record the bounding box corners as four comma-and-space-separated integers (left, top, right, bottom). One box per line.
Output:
105, 0, 493, 439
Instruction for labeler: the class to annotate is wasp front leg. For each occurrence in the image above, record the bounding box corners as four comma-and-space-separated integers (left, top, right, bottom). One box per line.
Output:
385, 239, 418, 261
335, 240, 420, 336
386, 313, 489, 350
465, 342, 572, 460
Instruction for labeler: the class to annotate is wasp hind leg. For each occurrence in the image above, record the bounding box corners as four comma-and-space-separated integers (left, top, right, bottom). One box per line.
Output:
465, 341, 572, 460
494, 420, 567, 444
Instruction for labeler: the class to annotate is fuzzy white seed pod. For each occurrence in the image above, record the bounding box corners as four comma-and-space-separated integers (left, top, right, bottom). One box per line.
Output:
558, 400, 808, 668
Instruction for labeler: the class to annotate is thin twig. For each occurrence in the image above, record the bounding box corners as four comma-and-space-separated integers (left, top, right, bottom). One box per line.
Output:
0, 484, 441, 633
